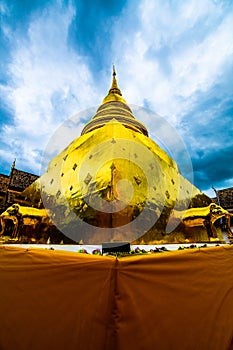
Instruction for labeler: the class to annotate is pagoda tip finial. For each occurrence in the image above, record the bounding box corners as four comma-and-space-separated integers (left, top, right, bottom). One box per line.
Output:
104, 64, 122, 98
112, 64, 116, 77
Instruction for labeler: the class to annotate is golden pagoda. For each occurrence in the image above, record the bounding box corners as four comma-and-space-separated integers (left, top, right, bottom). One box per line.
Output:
2, 68, 232, 244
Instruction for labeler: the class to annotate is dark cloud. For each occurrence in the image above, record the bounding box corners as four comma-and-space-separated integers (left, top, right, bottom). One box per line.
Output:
192, 144, 233, 190
179, 71, 233, 191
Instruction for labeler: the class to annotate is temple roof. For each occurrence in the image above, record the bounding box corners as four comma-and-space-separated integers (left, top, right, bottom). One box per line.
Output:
81, 67, 148, 136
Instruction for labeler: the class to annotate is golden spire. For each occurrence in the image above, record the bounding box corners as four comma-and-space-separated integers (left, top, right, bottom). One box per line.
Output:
81, 66, 148, 136
108, 65, 122, 96
101, 65, 126, 104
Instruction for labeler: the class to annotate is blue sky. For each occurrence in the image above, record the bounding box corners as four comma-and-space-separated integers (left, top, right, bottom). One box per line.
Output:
0, 0, 233, 198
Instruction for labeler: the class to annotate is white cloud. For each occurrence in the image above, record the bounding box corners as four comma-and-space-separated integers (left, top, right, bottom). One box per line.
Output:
1, 1, 100, 174
112, 0, 233, 124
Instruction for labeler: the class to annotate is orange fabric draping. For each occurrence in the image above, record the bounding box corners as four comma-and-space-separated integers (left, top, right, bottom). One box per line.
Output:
0, 245, 233, 350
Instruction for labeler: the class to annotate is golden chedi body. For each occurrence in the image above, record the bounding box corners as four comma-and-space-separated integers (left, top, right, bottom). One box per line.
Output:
21, 68, 231, 244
